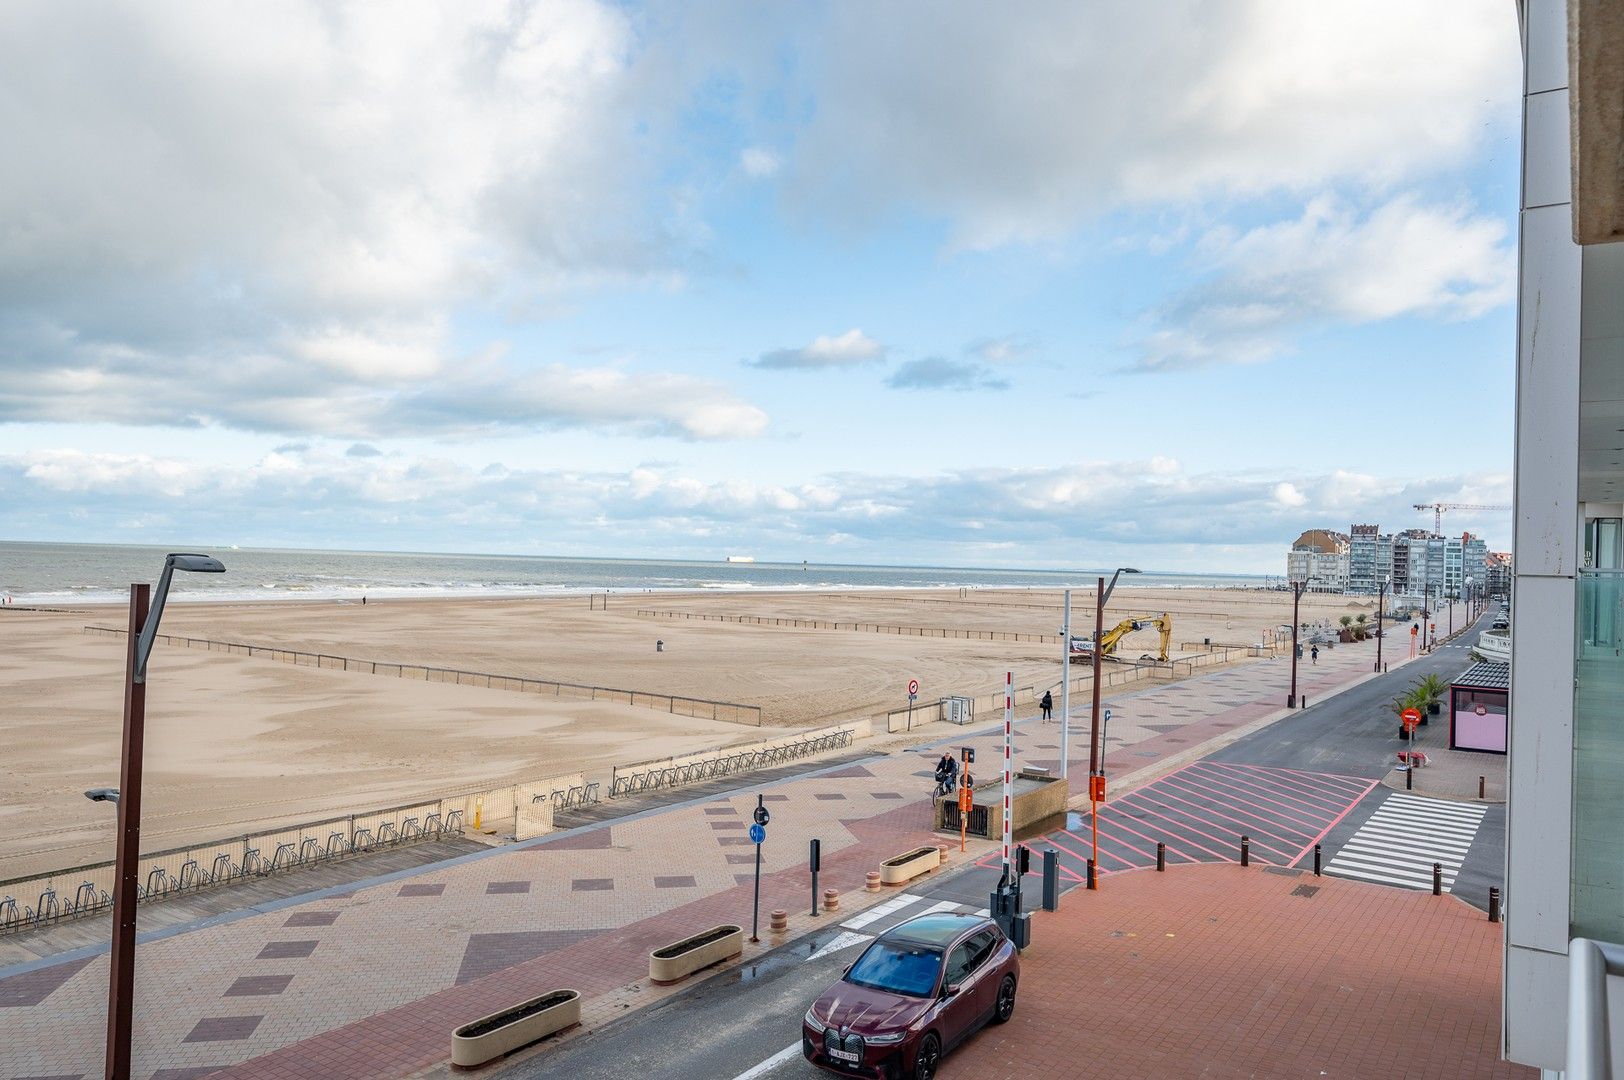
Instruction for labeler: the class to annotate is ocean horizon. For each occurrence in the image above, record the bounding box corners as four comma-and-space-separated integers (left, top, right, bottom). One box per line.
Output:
0, 540, 1274, 606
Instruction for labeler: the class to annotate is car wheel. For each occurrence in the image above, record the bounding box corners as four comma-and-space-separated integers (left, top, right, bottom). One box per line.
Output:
992, 973, 1017, 1023
913, 1032, 941, 1080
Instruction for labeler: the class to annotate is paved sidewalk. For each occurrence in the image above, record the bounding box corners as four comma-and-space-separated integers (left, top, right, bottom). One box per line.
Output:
947, 862, 1529, 1079
0, 638, 1389, 1080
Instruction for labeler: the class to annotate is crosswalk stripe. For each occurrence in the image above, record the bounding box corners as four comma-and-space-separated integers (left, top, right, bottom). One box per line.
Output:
840, 893, 925, 930
807, 930, 872, 962
1323, 792, 1485, 894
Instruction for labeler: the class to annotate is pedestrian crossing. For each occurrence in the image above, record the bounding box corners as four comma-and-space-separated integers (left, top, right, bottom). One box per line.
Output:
805, 892, 991, 963
1324, 792, 1486, 892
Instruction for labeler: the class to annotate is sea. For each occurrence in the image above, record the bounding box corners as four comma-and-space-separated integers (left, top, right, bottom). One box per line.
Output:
0, 541, 1272, 606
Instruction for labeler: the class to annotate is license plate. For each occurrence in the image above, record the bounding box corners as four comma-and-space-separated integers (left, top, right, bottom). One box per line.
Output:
830, 1048, 860, 1063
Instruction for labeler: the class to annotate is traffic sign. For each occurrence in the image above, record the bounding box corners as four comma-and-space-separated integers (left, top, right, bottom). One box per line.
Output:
1401, 707, 1422, 732
1103, 707, 1113, 725
749, 822, 766, 844
907, 678, 919, 697
753, 804, 770, 826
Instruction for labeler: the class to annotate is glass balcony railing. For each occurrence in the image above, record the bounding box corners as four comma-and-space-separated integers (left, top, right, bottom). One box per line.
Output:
1572, 570, 1624, 941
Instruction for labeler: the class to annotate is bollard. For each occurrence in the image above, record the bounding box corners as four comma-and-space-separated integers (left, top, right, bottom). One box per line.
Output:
938, 844, 951, 865
1479, 775, 1486, 800
865, 871, 881, 893
1314, 843, 1322, 876
1086, 858, 1097, 890
1301, 697, 1307, 709
1240, 835, 1250, 867
1156, 841, 1166, 872
770, 909, 788, 933
1042, 849, 1059, 912
1433, 863, 1442, 896
1489, 887, 1501, 923
823, 888, 840, 912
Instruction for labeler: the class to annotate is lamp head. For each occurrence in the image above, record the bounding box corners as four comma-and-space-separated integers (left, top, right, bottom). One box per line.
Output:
1119, 567, 1142, 575
84, 787, 120, 804
166, 553, 226, 573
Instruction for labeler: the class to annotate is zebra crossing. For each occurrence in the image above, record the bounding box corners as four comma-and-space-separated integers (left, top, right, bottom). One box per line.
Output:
1324, 792, 1487, 892
804, 891, 990, 962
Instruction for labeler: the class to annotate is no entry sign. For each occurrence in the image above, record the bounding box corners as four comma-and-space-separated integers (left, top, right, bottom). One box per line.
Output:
1402, 707, 1422, 732
907, 678, 919, 697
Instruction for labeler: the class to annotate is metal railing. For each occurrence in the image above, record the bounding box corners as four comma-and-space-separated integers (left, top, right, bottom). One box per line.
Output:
1566, 937, 1624, 1079
0, 802, 464, 936
83, 625, 761, 725
607, 727, 856, 798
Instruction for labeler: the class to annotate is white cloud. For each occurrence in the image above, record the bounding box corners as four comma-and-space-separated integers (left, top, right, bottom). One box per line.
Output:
1136, 195, 1516, 371
750, 329, 885, 371
0, 446, 1513, 572
740, 147, 781, 178
781, 1, 1518, 248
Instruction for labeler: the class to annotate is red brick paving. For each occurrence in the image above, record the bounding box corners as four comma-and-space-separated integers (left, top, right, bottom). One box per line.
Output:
944, 863, 1529, 1080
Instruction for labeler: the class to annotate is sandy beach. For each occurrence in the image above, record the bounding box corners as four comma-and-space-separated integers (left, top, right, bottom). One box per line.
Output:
0, 586, 1368, 878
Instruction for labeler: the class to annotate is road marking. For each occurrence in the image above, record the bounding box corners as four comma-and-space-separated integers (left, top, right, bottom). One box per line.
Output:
1325, 793, 1486, 892
841, 893, 925, 930
730, 1041, 802, 1080
807, 930, 871, 962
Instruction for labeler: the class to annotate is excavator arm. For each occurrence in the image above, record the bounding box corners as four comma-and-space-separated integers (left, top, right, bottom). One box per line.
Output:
1071, 613, 1173, 662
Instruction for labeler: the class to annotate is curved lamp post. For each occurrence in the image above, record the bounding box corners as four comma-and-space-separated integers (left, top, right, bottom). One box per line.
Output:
96, 552, 224, 1080
1087, 566, 1139, 890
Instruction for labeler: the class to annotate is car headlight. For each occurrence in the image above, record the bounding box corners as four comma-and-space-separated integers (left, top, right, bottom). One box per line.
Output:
804, 1006, 823, 1028
866, 1030, 907, 1045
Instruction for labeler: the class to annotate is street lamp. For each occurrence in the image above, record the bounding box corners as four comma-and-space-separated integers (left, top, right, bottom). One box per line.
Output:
1375, 574, 1390, 673
99, 552, 224, 1080
1088, 566, 1139, 890
1287, 566, 1308, 708
1466, 575, 1474, 623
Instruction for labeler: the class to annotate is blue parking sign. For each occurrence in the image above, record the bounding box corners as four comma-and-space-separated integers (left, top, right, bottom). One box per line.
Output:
749, 822, 766, 845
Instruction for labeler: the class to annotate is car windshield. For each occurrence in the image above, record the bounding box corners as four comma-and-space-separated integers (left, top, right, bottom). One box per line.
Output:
844, 940, 942, 997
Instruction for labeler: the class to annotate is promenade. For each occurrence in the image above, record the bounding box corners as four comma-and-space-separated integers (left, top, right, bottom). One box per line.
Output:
0, 637, 1390, 1080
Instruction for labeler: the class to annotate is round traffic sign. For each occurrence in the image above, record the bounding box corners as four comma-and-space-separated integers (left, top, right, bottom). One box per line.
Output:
753, 805, 770, 826
748, 823, 766, 845
1401, 707, 1422, 732
908, 678, 919, 696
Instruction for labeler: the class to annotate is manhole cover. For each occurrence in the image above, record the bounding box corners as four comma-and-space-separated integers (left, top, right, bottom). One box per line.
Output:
1290, 884, 1321, 898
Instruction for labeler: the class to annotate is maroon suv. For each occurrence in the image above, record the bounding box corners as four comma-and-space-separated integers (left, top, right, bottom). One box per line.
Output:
801, 911, 1019, 1080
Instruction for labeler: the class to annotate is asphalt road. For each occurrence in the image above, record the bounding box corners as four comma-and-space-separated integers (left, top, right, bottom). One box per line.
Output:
505, 614, 1506, 1079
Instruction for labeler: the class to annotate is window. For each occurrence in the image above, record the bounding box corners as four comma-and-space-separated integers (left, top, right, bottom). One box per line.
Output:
845, 941, 943, 998
945, 930, 997, 985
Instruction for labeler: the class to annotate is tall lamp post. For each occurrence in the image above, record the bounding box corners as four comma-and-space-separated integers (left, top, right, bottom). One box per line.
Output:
1375, 574, 1390, 673
1287, 569, 1308, 708
1088, 566, 1139, 888
1466, 575, 1474, 623
97, 553, 225, 1080
1059, 589, 1072, 780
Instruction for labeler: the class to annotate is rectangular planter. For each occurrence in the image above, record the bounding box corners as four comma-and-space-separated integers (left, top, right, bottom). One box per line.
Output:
880, 845, 941, 885
649, 924, 743, 984
451, 989, 580, 1067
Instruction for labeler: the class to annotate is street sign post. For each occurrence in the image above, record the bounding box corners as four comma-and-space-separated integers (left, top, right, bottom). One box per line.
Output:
1101, 708, 1113, 770
958, 746, 974, 852
906, 678, 919, 730
749, 795, 767, 942
1401, 709, 1423, 791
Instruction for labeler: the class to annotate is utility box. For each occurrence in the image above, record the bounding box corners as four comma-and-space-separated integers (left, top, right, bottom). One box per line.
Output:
945, 696, 974, 725
1009, 911, 1031, 950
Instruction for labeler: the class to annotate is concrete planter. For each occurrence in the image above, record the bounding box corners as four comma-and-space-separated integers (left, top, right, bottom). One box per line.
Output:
649, 924, 743, 984
451, 989, 580, 1067
879, 845, 941, 885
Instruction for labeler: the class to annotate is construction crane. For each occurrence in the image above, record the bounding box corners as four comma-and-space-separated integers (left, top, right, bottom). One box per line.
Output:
1070, 614, 1172, 663
1413, 502, 1511, 536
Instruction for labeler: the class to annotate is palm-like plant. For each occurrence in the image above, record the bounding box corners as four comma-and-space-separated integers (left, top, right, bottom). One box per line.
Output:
1414, 673, 1449, 714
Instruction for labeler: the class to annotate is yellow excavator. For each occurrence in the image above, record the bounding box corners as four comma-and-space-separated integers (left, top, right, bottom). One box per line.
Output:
1069, 614, 1173, 663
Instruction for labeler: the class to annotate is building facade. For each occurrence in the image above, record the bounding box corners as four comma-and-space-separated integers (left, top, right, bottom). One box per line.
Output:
1505, 0, 1624, 1071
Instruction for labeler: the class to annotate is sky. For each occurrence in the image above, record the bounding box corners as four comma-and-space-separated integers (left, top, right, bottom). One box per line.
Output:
0, 1, 1523, 574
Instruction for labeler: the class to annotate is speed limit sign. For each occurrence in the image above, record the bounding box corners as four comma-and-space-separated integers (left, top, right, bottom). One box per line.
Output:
907, 678, 919, 698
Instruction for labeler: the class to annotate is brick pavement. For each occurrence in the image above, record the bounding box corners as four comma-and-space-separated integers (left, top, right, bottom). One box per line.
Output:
945, 862, 1529, 1080
0, 638, 1390, 1080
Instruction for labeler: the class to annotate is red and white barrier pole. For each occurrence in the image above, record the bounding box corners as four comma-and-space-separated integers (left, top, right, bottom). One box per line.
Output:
1003, 670, 1013, 880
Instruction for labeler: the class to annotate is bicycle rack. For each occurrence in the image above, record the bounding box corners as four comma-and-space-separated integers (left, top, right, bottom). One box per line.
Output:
144, 867, 175, 899
298, 837, 322, 863
444, 809, 463, 833
242, 848, 267, 876
71, 881, 100, 914
270, 843, 297, 872
210, 853, 236, 883
1, 896, 21, 931
34, 887, 58, 925
326, 831, 349, 857
376, 822, 399, 845
178, 859, 205, 889
401, 817, 422, 840
424, 812, 443, 836
352, 827, 375, 851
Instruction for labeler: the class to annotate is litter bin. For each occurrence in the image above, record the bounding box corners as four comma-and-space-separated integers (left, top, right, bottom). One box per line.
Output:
656, 640, 664, 652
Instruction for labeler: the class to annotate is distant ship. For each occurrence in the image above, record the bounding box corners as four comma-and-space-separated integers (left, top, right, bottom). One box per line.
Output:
725, 555, 756, 563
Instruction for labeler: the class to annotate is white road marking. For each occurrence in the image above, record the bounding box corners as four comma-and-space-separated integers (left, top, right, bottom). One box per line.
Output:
1325, 793, 1487, 892
730, 1041, 802, 1080
806, 930, 871, 962
841, 893, 925, 930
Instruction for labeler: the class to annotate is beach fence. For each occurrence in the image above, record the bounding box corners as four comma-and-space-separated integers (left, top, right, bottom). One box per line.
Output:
633, 609, 1061, 644
81, 625, 763, 725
